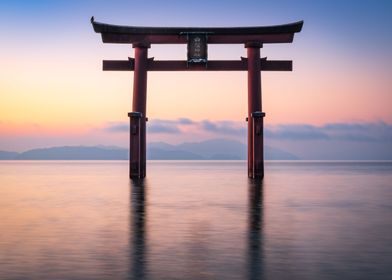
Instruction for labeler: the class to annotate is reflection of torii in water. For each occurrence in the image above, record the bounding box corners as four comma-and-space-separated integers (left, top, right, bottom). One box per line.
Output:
129, 178, 264, 279
92, 18, 303, 179
248, 179, 264, 280
130, 179, 147, 279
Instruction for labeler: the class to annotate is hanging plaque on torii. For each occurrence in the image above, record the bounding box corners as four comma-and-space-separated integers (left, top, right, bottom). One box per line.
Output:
91, 17, 303, 179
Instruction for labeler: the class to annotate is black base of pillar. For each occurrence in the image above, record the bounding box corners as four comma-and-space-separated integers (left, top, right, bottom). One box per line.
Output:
248, 111, 265, 179
128, 112, 146, 179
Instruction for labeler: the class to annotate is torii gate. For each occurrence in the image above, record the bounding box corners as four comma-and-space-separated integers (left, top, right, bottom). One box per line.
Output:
91, 17, 303, 179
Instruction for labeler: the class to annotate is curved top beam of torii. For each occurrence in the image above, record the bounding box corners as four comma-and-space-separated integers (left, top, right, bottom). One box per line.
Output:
91, 17, 303, 44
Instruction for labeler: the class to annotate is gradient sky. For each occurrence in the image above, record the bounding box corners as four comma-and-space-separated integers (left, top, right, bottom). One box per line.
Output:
0, 0, 391, 158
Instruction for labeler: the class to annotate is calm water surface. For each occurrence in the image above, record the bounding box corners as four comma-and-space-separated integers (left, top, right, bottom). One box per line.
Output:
0, 161, 391, 280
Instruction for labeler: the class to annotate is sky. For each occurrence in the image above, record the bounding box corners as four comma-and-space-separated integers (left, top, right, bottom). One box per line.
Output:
0, 0, 391, 159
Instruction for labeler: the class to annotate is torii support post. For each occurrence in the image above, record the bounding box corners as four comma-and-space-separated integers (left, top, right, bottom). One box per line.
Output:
130, 44, 149, 178
246, 43, 265, 179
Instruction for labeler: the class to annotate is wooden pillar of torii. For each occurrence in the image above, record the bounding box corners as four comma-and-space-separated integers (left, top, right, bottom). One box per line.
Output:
91, 17, 303, 179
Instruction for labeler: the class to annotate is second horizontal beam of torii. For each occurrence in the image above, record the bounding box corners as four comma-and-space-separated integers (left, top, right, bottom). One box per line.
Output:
103, 57, 292, 71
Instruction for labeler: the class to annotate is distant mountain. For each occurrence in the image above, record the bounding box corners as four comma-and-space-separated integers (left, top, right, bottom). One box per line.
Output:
148, 142, 177, 151
0, 139, 298, 160
177, 139, 247, 159
265, 146, 299, 160
147, 147, 204, 160
15, 146, 127, 160
159, 139, 298, 160
0, 151, 19, 160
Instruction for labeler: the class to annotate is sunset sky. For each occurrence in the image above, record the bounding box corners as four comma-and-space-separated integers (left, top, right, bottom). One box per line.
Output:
1, 0, 391, 159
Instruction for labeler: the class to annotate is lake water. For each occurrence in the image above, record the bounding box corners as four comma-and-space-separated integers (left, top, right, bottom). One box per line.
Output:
0, 161, 392, 280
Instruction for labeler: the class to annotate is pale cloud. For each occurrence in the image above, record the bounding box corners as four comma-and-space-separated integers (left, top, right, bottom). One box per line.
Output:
201, 120, 246, 136
177, 118, 195, 125
104, 119, 392, 143
104, 122, 128, 133
148, 122, 181, 134
266, 122, 392, 142
322, 122, 392, 142
265, 124, 329, 140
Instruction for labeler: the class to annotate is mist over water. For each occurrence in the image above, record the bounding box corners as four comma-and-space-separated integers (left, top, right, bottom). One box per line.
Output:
1, 161, 392, 279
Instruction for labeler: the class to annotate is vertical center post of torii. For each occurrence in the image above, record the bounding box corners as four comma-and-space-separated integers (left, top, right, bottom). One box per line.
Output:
246, 42, 265, 178
129, 43, 150, 178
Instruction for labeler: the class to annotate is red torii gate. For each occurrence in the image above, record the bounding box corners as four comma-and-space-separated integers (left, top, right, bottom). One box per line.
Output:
91, 17, 303, 179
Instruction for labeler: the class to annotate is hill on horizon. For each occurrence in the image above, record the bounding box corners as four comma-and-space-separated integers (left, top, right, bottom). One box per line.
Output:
0, 139, 298, 160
